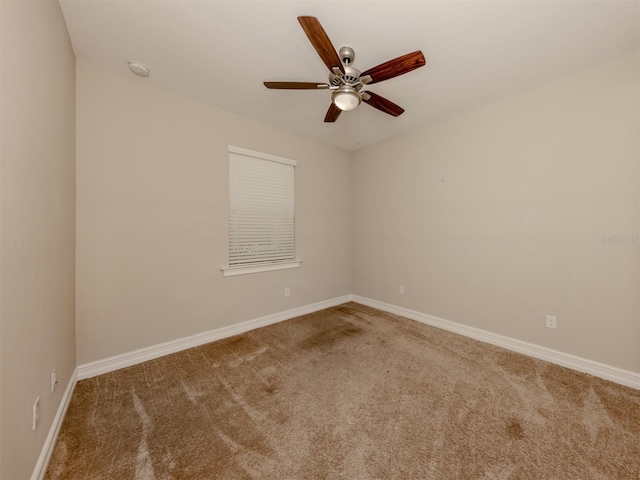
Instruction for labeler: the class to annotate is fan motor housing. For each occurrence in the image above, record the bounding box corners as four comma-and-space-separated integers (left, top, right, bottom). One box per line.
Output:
329, 65, 362, 87
342, 65, 361, 84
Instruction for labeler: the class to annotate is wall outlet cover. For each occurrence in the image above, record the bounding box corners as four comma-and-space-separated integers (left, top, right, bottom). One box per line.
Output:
33, 397, 40, 431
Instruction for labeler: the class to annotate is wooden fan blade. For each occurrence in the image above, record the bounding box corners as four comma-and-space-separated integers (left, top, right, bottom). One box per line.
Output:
264, 82, 329, 89
298, 16, 345, 74
361, 51, 426, 85
363, 91, 405, 117
324, 103, 342, 122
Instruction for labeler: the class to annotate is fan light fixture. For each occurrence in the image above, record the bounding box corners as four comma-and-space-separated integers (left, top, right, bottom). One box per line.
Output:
332, 86, 361, 111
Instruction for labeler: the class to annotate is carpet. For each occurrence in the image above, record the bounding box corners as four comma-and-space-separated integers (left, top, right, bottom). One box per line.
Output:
45, 302, 640, 479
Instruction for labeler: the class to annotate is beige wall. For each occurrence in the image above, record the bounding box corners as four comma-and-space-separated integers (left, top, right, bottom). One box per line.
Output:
76, 60, 352, 364
0, 1, 76, 478
76, 51, 639, 372
353, 51, 639, 373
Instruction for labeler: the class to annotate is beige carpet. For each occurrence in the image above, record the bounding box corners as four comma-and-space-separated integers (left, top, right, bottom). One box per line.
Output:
46, 302, 640, 479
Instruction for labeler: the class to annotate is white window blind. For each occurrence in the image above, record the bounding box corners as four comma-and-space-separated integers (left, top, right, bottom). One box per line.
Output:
227, 146, 297, 273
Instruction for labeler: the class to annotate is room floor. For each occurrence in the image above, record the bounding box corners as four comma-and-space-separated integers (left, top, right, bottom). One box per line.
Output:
46, 303, 640, 479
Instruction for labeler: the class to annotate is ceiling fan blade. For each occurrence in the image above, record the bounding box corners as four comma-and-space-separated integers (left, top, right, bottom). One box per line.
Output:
264, 82, 329, 90
362, 91, 405, 117
324, 103, 342, 122
297, 16, 345, 74
361, 51, 426, 85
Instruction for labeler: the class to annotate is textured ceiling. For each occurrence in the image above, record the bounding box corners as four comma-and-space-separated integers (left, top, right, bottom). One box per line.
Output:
59, 0, 639, 151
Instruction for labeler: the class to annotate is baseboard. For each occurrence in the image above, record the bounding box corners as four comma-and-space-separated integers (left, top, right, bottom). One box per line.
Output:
77, 295, 353, 380
76, 292, 640, 387
31, 367, 78, 480
352, 295, 640, 390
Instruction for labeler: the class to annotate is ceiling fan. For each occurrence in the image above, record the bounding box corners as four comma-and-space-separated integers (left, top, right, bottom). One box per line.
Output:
264, 16, 426, 122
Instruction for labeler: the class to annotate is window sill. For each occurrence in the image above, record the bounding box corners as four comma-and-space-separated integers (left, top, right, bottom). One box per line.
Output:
222, 260, 302, 277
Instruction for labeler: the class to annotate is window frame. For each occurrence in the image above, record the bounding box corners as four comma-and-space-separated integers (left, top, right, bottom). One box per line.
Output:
222, 145, 301, 277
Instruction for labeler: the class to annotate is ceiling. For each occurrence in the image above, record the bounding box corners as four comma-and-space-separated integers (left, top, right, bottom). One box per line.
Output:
59, 0, 639, 152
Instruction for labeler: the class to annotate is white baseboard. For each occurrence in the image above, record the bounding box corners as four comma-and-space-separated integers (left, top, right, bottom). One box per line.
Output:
352, 295, 640, 390
77, 295, 353, 380
31, 367, 78, 480
78, 293, 640, 386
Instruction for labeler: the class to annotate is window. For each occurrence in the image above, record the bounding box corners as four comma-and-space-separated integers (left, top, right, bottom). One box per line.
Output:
223, 146, 300, 276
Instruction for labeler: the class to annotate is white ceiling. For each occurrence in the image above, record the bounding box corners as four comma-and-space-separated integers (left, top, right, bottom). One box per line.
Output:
59, 0, 639, 151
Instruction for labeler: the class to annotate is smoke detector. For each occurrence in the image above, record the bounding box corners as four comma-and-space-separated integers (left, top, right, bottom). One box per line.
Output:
127, 61, 149, 77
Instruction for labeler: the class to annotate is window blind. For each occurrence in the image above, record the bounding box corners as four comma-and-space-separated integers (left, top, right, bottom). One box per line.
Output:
229, 148, 296, 267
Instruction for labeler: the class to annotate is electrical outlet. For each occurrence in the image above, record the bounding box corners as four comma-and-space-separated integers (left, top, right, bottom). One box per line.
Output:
546, 315, 557, 329
399, 286, 405, 295
51, 369, 58, 393
284, 287, 290, 297
33, 397, 40, 431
